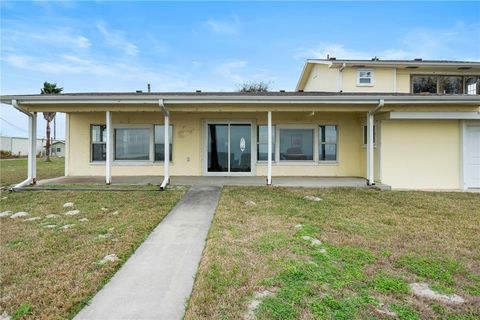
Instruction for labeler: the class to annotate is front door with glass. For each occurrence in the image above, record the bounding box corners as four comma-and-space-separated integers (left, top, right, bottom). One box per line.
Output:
207, 123, 252, 175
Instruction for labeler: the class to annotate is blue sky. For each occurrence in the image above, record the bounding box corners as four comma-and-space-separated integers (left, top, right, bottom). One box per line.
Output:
1, 1, 479, 139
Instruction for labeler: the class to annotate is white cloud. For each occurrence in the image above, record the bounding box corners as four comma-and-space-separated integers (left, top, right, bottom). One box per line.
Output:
294, 24, 480, 61
1, 53, 189, 91
294, 43, 370, 60
2, 28, 91, 51
214, 59, 248, 83
96, 22, 139, 56
204, 17, 240, 35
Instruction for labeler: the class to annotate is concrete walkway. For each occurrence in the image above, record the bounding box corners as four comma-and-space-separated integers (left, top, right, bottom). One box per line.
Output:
75, 186, 221, 320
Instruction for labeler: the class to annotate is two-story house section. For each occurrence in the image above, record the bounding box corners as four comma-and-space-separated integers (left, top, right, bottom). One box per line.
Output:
2, 58, 479, 190
296, 58, 480, 190
296, 58, 480, 94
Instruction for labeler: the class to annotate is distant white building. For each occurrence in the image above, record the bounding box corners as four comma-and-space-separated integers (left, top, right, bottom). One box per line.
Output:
0, 136, 45, 156
49, 141, 65, 157
1, 136, 65, 157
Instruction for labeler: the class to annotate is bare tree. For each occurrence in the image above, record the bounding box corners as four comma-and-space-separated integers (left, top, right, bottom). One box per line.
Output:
41, 82, 63, 161
237, 81, 271, 93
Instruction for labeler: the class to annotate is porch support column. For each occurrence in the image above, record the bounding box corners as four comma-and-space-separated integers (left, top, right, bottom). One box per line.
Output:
106, 111, 112, 185
159, 99, 170, 190
28, 112, 37, 184
267, 111, 272, 185
366, 99, 385, 186
366, 112, 374, 185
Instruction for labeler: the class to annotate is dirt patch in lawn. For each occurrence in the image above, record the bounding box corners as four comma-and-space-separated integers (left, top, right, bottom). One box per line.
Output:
0, 187, 185, 319
185, 187, 480, 319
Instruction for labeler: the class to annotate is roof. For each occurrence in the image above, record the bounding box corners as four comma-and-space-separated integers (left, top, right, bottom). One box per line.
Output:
296, 58, 480, 90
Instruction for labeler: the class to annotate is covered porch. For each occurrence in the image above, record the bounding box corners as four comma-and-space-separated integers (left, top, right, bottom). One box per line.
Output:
4, 92, 478, 191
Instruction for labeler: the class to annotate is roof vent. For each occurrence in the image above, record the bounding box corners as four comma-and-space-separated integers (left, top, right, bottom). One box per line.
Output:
279, 90, 285, 92
196, 90, 202, 93
414, 58, 423, 61
136, 90, 143, 93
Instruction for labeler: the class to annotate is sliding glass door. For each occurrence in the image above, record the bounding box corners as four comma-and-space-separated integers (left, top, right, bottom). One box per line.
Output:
207, 123, 252, 174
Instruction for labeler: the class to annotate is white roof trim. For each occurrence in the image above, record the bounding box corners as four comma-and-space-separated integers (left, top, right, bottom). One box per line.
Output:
389, 111, 480, 120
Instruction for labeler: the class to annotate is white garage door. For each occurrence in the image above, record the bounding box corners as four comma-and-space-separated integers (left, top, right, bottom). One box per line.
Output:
465, 125, 480, 189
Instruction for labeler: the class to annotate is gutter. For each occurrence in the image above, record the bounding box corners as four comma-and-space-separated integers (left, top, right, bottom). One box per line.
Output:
368, 98, 385, 116
11, 100, 34, 190
2, 95, 478, 106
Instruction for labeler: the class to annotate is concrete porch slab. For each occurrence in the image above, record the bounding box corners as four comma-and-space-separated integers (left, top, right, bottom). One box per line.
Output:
37, 175, 368, 188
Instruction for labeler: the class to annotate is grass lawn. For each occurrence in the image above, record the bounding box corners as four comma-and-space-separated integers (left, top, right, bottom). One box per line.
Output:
0, 187, 185, 319
0, 158, 65, 188
186, 187, 480, 319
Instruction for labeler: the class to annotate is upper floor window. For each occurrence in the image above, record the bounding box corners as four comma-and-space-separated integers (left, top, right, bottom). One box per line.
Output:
357, 70, 374, 86
465, 76, 480, 95
412, 75, 479, 94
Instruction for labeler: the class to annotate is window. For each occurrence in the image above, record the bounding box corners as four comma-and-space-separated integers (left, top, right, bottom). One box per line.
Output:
465, 76, 480, 95
91, 125, 106, 161
114, 128, 150, 160
56, 147, 61, 153
363, 125, 376, 145
257, 125, 275, 161
438, 76, 462, 94
279, 129, 314, 161
319, 125, 337, 161
357, 70, 373, 86
412, 75, 437, 93
154, 125, 173, 161
412, 75, 480, 94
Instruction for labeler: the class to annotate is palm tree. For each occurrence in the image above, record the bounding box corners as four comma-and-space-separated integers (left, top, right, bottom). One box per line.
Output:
41, 82, 63, 161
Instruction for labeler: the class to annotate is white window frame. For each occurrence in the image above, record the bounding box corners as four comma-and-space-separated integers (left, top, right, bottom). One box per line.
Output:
362, 123, 377, 147
90, 124, 107, 163
154, 124, 174, 163
256, 124, 276, 163
203, 120, 256, 176
274, 124, 340, 165
112, 124, 154, 164
318, 124, 338, 163
276, 124, 318, 164
357, 69, 374, 86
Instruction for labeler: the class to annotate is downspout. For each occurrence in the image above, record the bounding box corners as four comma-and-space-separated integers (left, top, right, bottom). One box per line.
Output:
337, 63, 346, 92
159, 99, 170, 190
11, 100, 35, 190
366, 99, 385, 186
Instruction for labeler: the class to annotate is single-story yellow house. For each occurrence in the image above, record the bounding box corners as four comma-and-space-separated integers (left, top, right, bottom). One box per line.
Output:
2, 58, 480, 190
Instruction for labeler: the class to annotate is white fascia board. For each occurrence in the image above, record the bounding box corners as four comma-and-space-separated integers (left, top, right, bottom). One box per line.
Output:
308, 60, 480, 68
2, 95, 480, 106
389, 112, 480, 120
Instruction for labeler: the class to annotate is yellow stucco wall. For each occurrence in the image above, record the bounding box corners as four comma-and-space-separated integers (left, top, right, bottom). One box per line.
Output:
380, 120, 461, 190
303, 64, 339, 92
67, 111, 367, 178
341, 68, 395, 93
